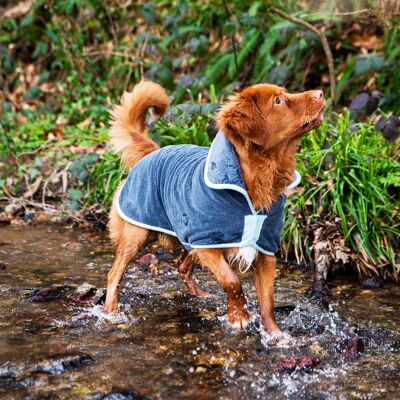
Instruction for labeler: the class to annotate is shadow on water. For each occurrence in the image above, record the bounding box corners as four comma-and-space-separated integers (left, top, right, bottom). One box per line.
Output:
0, 226, 399, 399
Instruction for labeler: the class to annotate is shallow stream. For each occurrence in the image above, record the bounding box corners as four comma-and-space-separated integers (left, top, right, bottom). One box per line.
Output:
0, 226, 399, 399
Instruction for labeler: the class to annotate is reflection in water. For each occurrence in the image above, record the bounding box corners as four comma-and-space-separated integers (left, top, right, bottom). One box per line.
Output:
0, 226, 399, 399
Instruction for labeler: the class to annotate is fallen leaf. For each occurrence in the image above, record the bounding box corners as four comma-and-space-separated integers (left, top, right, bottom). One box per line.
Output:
349, 34, 383, 51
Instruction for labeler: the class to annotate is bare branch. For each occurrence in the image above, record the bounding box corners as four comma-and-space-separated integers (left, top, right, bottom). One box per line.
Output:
269, 7, 336, 103
1, 0, 33, 19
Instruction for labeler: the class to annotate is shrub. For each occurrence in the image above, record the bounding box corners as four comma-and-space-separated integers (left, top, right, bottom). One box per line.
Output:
282, 112, 399, 279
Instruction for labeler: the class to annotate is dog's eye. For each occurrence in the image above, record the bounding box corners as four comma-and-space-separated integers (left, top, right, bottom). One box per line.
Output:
275, 97, 282, 105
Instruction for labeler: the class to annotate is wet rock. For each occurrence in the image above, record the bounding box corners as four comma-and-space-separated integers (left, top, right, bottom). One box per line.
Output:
72, 283, 106, 305
276, 355, 320, 372
155, 248, 174, 261
0, 363, 18, 379
138, 253, 158, 267
10, 218, 27, 226
338, 337, 364, 360
274, 305, 295, 315
349, 92, 380, 119
194, 349, 239, 369
375, 115, 400, 143
23, 322, 58, 334
23, 211, 34, 222
0, 212, 10, 222
308, 283, 330, 301
4, 202, 23, 216
391, 339, 400, 353
362, 277, 383, 289
0, 362, 26, 387
38, 353, 94, 375
102, 389, 147, 400
19, 375, 49, 388
27, 286, 70, 302
74, 282, 96, 299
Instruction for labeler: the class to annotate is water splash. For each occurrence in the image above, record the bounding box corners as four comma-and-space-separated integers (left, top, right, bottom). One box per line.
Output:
1, 226, 399, 400
72, 304, 135, 325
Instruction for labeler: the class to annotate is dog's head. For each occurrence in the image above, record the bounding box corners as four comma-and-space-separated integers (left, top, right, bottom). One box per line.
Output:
217, 84, 325, 149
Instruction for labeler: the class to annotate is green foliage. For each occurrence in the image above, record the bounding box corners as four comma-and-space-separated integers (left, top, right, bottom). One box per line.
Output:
156, 114, 211, 147
282, 112, 400, 278
1, 1, 399, 278
85, 152, 123, 209
378, 27, 400, 113
2, 0, 398, 109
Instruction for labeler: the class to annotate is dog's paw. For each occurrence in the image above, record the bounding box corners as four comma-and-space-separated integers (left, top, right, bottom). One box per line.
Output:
103, 300, 118, 314
264, 330, 293, 348
227, 307, 250, 331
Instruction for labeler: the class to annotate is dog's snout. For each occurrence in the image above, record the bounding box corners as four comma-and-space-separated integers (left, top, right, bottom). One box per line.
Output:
312, 90, 324, 100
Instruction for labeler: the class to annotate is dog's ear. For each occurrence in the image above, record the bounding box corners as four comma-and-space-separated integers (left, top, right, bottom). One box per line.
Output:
217, 93, 268, 146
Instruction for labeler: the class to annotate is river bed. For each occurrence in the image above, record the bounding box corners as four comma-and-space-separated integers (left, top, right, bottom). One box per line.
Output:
0, 225, 399, 399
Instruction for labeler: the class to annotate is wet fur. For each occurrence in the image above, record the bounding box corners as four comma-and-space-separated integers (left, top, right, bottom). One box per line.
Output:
104, 80, 324, 337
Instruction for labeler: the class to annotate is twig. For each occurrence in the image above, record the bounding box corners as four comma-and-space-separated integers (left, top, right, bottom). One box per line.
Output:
333, 9, 400, 17
1, 0, 33, 19
42, 161, 71, 209
269, 7, 336, 103
333, 9, 371, 16
42, 168, 59, 208
0, 195, 57, 211
15, 141, 53, 162
139, 36, 149, 79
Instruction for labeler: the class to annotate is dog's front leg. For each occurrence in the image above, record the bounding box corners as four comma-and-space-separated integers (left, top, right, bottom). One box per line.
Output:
195, 249, 249, 330
252, 254, 280, 334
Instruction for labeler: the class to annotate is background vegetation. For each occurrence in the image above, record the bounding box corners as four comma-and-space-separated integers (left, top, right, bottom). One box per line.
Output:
0, 0, 399, 280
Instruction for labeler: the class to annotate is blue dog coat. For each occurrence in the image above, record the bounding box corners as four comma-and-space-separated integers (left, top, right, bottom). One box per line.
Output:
116, 132, 300, 256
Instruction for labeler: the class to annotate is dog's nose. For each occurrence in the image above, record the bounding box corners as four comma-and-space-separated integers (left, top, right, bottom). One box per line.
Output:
312, 90, 324, 100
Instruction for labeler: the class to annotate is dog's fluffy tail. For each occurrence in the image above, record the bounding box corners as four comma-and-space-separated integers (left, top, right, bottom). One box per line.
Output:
109, 80, 169, 169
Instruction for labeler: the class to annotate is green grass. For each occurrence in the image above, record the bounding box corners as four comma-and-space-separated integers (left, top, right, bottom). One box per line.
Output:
282, 112, 400, 279
1, 99, 398, 279
0, 0, 399, 279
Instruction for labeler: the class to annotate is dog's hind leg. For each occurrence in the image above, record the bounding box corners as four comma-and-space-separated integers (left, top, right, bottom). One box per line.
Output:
195, 249, 249, 330
177, 252, 210, 298
104, 222, 149, 313
159, 234, 209, 297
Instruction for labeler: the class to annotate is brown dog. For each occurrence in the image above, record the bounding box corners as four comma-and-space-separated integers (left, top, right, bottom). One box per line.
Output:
104, 81, 325, 339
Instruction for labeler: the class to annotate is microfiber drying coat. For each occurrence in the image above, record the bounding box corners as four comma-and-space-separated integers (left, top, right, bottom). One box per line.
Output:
116, 132, 301, 256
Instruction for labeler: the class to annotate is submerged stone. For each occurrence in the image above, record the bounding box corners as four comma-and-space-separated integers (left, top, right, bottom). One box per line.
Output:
276, 355, 320, 372
70, 282, 106, 305
137, 253, 159, 267
26, 286, 70, 302
362, 277, 383, 289
102, 390, 147, 400
338, 337, 365, 360
38, 353, 94, 375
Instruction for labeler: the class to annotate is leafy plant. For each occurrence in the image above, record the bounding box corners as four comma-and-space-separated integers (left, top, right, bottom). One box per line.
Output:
282, 112, 400, 279
1, 0, 399, 280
